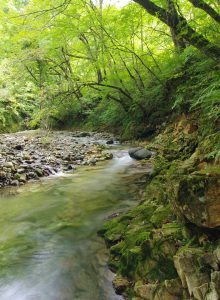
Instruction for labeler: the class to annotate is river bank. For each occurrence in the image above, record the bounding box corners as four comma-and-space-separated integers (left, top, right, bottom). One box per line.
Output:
0, 130, 115, 188
99, 114, 220, 300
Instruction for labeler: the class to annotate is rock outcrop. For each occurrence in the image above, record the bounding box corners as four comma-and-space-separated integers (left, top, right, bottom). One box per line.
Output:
174, 250, 220, 300
100, 115, 220, 300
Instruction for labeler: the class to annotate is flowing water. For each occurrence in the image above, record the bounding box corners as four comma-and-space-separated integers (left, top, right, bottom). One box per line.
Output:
0, 149, 144, 300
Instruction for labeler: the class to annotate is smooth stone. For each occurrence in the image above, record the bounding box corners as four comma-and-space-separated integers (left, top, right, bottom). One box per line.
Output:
11, 180, 19, 186
18, 174, 27, 183
129, 147, 153, 160
0, 171, 6, 178
3, 162, 14, 168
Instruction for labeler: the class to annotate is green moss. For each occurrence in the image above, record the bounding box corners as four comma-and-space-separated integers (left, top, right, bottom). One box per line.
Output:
150, 205, 172, 226
104, 222, 128, 243
194, 166, 220, 175
120, 246, 143, 277
135, 231, 151, 246
128, 203, 155, 219
161, 223, 183, 238
99, 214, 132, 242
100, 116, 220, 299
178, 175, 219, 206
152, 155, 171, 175
108, 256, 121, 271
198, 131, 220, 161
146, 256, 178, 282
110, 241, 126, 255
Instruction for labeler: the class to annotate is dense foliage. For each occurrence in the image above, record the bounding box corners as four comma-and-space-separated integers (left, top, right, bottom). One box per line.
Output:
0, 0, 219, 137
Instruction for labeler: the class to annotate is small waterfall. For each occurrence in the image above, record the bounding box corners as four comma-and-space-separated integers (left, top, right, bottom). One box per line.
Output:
108, 155, 133, 173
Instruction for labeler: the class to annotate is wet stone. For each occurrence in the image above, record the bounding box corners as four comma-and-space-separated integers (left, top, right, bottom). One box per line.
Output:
0, 130, 115, 188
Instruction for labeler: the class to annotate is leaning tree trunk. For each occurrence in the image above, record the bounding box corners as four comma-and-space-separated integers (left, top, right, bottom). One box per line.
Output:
133, 0, 220, 62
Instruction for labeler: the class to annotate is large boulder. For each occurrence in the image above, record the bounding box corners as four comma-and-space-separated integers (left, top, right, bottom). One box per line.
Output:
173, 175, 220, 228
129, 147, 153, 160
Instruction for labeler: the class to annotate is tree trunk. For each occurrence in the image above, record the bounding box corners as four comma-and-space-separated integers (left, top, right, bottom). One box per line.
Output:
166, 0, 187, 50
133, 0, 220, 62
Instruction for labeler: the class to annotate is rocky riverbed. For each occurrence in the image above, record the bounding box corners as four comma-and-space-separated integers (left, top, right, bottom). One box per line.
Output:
0, 130, 115, 188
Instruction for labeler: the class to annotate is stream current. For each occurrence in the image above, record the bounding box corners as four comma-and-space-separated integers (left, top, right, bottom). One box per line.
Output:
0, 149, 143, 300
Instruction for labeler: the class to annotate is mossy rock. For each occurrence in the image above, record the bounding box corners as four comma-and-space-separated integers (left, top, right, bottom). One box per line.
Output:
144, 177, 169, 205
145, 256, 178, 282
194, 165, 220, 176
112, 275, 130, 295
150, 205, 173, 226
120, 246, 144, 277
197, 131, 220, 161
127, 202, 156, 219
98, 214, 132, 243
161, 223, 183, 239
110, 241, 126, 255
175, 175, 220, 228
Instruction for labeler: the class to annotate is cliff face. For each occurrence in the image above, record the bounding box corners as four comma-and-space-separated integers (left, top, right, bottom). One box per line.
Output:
99, 114, 220, 300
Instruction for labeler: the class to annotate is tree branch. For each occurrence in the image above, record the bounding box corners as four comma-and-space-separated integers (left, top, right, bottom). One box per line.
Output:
133, 0, 220, 61
188, 0, 220, 24
12, 0, 71, 19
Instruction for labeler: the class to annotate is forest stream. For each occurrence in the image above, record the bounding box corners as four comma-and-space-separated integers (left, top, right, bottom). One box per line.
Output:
0, 147, 146, 300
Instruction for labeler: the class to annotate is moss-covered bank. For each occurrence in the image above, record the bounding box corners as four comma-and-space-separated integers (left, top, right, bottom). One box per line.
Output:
99, 114, 220, 300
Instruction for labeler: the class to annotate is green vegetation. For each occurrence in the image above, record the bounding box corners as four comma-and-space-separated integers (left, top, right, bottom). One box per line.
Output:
0, 0, 219, 137
0, 2, 220, 298
99, 117, 220, 299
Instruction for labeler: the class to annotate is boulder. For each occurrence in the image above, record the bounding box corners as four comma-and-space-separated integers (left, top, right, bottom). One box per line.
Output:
174, 175, 220, 228
129, 147, 153, 160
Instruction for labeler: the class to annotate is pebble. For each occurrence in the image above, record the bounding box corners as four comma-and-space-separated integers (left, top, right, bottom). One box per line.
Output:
0, 130, 115, 188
